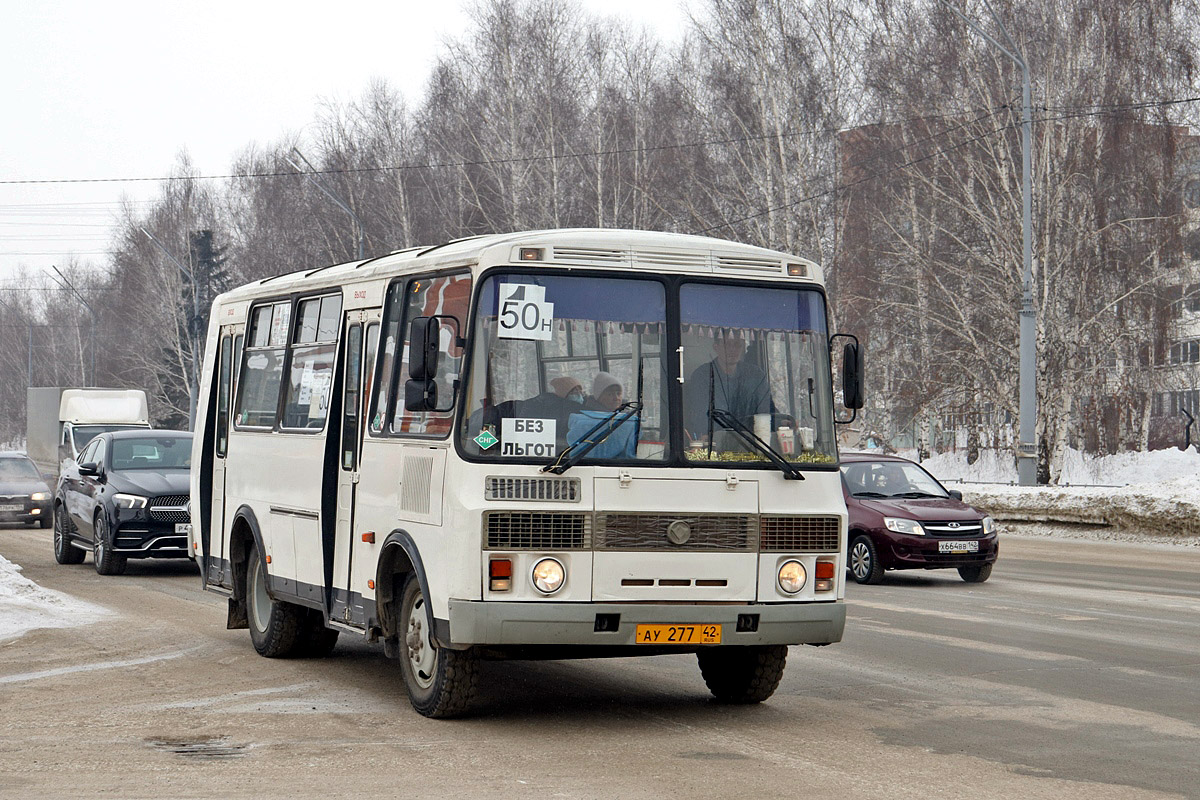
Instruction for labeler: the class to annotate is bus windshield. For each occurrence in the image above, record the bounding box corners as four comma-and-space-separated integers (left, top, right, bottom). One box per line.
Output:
461, 273, 669, 461
460, 272, 836, 466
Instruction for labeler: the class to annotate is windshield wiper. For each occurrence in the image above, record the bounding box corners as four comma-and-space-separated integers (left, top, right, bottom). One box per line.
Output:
542, 401, 643, 475
709, 409, 804, 480
852, 491, 889, 498
894, 491, 943, 499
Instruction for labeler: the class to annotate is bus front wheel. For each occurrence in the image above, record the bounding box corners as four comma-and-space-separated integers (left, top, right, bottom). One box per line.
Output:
697, 645, 787, 704
397, 574, 478, 718
246, 544, 305, 657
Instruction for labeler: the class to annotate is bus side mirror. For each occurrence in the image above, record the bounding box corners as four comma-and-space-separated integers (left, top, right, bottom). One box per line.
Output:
404, 378, 438, 412
408, 317, 441, 381
843, 341, 865, 410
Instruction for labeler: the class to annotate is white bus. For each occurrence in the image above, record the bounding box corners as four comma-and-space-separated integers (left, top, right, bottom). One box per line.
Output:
189, 228, 864, 717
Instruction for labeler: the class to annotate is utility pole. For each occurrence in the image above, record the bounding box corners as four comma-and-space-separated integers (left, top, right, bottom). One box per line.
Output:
285, 149, 366, 261
937, 0, 1038, 485
48, 266, 96, 387
142, 228, 201, 430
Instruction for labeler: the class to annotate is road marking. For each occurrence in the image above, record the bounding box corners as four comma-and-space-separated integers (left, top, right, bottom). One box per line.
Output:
0, 647, 200, 685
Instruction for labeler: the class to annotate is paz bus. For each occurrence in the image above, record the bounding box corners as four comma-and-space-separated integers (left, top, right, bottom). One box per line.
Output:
189, 228, 864, 717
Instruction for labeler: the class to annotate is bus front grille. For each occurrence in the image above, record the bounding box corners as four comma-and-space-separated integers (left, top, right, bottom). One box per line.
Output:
595, 514, 756, 551
484, 512, 591, 550
484, 476, 580, 502
759, 516, 840, 552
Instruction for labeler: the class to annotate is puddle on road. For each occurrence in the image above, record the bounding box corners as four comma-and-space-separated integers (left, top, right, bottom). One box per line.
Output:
146, 736, 249, 760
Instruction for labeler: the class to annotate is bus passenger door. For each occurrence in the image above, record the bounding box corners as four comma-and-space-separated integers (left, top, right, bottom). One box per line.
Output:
209, 327, 241, 587
331, 312, 377, 625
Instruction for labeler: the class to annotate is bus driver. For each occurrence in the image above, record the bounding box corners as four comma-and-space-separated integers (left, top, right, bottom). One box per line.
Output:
684, 333, 772, 442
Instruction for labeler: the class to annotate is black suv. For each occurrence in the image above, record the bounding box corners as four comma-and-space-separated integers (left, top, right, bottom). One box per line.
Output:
53, 430, 193, 575
0, 452, 52, 528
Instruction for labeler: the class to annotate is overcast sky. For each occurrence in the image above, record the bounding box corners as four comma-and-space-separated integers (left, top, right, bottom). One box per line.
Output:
0, 0, 688, 281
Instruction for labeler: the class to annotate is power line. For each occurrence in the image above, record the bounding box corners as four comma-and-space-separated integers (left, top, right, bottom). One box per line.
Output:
0, 104, 1018, 187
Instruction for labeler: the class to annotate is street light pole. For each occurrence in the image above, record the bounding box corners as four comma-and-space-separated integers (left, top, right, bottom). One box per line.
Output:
141, 228, 200, 431
937, 0, 1038, 485
285, 149, 366, 261
48, 266, 96, 387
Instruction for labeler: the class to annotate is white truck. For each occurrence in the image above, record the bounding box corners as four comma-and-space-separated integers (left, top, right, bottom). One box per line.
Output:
26, 388, 152, 479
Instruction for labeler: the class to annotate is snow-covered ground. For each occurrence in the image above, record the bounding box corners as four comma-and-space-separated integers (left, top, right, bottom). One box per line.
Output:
891, 446, 1200, 544
0, 553, 107, 641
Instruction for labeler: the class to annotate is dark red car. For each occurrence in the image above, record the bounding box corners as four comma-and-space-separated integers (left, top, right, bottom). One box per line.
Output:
840, 453, 998, 584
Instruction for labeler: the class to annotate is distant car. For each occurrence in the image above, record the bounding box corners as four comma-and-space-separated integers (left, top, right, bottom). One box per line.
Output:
0, 452, 52, 528
840, 453, 998, 584
53, 430, 193, 575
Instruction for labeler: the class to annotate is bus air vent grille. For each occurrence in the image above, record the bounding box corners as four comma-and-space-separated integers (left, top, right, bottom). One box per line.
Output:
484, 477, 580, 502
714, 255, 783, 273
631, 250, 709, 269
551, 247, 628, 265
595, 514, 756, 551
759, 516, 840, 552
484, 512, 591, 550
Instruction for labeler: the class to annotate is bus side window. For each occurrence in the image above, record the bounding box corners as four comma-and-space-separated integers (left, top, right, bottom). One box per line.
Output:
342, 325, 363, 470
216, 335, 232, 457
390, 273, 472, 437
369, 285, 404, 436
362, 323, 379, 444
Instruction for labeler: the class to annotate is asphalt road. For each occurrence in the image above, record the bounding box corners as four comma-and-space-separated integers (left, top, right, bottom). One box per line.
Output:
1, 525, 1197, 800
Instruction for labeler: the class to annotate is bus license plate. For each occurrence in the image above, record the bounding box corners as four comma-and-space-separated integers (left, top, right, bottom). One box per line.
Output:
939, 540, 979, 554
635, 624, 721, 645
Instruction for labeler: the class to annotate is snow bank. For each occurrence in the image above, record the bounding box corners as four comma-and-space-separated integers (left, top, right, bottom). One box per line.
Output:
884, 447, 1200, 539
0, 554, 107, 641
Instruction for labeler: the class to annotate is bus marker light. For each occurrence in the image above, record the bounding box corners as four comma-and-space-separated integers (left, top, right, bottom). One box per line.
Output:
361, 531, 375, 543
367, 579, 375, 590
265, 555, 272, 564
787, 263, 807, 277
519, 247, 543, 261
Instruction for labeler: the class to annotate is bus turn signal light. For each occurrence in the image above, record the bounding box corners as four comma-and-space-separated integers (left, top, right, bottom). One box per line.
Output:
489, 558, 512, 592
361, 531, 375, 543
815, 559, 835, 592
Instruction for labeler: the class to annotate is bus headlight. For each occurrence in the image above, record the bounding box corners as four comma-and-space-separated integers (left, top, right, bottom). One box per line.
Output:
778, 560, 806, 594
531, 558, 565, 594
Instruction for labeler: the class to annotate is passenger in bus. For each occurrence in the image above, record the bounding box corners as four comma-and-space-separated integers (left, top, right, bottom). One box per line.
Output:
583, 372, 624, 412
568, 372, 638, 458
684, 333, 772, 439
518, 376, 585, 441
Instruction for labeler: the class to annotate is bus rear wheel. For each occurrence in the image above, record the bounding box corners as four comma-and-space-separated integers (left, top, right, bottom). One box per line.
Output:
697, 645, 787, 704
397, 574, 478, 718
246, 543, 305, 657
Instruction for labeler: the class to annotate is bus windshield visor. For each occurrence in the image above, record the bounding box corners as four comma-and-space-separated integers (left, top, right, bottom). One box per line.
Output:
461, 273, 669, 462
680, 283, 836, 464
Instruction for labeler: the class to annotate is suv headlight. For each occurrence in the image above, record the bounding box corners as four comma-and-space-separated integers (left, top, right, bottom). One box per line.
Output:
982, 516, 997, 535
884, 517, 925, 536
113, 493, 148, 510
30, 492, 47, 502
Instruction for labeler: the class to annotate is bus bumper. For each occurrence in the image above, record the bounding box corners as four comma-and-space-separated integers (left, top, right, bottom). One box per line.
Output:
446, 599, 845, 647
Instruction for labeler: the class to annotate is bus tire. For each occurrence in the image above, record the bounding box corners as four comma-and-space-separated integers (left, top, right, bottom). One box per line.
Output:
397, 574, 478, 718
697, 645, 787, 704
299, 609, 339, 658
92, 513, 127, 576
958, 563, 993, 583
246, 543, 305, 658
53, 504, 84, 565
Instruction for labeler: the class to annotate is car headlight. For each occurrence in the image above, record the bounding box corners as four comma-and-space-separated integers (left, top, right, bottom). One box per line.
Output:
113, 493, 148, 510
778, 560, 807, 594
982, 516, 997, 535
30, 492, 47, 502
884, 517, 925, 535
531, 558, 565, 594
